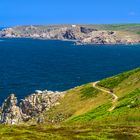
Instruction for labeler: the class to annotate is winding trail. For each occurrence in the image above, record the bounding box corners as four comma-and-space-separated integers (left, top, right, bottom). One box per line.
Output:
93, 81, 118, 111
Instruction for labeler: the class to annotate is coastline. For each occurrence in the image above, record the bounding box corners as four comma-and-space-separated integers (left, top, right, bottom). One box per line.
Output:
0, 25, 140, 45
1, 36, 140, 46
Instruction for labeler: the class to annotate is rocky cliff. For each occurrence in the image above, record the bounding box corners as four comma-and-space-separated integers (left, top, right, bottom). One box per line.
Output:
0, 90, 65, 124
0, 94, 23, 124
0, 25, 140, 44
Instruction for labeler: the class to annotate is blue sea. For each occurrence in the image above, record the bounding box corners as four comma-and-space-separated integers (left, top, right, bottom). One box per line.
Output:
0, 38, 140, 104
0, 27, 5, 31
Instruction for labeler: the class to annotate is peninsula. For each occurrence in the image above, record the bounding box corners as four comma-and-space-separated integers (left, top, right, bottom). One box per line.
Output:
0, 24, 140, 45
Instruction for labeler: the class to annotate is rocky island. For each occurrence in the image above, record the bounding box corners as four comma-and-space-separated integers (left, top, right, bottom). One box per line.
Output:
0, 24, 140, 45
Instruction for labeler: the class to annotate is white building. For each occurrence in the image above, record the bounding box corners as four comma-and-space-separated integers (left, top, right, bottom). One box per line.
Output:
72, 25, 76, 28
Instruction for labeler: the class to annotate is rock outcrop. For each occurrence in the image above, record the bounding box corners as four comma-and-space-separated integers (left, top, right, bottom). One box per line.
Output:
80, 27, 98, 34
20, 90, 64, 118
63, 30, 76, 40
0, 90, 65, 124
79, 31, 117, 44
0, 94, 23, 124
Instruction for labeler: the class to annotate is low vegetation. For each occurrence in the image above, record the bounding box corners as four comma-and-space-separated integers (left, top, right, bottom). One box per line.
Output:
11, 24, 140, 37
70, 88, 140, 125
81, 24, 140, 36
0, 124, 140, 140
97, 67, 140, 89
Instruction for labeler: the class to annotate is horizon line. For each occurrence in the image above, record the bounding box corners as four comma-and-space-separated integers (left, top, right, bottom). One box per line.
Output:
1, 23, 140, 28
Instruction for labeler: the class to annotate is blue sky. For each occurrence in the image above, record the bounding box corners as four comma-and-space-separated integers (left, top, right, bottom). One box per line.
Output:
0, 0, 140, 26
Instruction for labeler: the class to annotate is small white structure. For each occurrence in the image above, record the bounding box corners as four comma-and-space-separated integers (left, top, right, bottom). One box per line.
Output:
72, 25, 76, 28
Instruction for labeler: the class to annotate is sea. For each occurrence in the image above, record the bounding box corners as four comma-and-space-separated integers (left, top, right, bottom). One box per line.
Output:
0, 38, 140, 104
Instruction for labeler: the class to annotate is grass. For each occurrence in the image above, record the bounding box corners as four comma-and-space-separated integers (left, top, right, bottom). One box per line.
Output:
69, 103, 112, 123
12, 24, 140, 37
80, 84, 100, 99
81, 24, 140, 35
45, 24, 140, 33
116, 89, 140, 109
0, 124, 139, 140
97, 68, 140, 89
67, 81, 140, 126
41, 83, 108, 124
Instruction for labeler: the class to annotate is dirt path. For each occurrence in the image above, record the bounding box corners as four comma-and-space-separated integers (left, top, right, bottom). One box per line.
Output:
93, 81, 118, 111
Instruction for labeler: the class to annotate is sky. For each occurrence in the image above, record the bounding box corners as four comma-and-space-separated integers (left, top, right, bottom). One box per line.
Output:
0, 0, 140, 26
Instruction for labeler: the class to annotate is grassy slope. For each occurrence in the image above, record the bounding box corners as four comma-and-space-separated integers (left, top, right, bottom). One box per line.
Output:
35, 24, 140, 33
81, 24, 140, 41
81, 24, 140, 34
69, 68, 140, 124
0, 68, 140, 140
42, 83, 110, 124
14, 24, 140, 36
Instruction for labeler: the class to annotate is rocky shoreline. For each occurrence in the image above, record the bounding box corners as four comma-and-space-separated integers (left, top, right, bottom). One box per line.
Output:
0, 90, 65, 124
0, 25, 140, 45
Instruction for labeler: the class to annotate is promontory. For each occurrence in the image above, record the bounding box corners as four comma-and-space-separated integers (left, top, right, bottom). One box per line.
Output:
0, 24, 140, 45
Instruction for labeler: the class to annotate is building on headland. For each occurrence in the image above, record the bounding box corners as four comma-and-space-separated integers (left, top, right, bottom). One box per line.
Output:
72, 25, 76, 28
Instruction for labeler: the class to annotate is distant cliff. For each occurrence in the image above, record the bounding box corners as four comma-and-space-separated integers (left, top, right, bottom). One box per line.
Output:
0, 24, 140, 45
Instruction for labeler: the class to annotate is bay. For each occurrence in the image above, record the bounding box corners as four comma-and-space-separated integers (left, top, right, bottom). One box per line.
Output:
0, 38, 140, 104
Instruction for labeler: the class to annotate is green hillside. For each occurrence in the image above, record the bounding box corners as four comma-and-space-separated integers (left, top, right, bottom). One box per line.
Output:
81, 24, 140, 35
13, 24, 140, 36
0, 68, 140, 140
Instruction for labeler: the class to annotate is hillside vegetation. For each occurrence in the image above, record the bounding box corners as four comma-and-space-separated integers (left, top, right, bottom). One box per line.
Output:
26, 24, 140, 35
0, 67, 140, 140
82, 24, 140, 35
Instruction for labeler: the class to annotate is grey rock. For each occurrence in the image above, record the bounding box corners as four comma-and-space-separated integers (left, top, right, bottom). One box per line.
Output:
0, 90, 65, 125
80, 27, 97, 33
63, 30, 76, 40
0, 94, 23, 124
